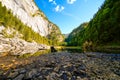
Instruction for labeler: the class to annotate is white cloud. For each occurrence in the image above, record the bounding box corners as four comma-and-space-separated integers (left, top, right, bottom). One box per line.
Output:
49, 0, 53, 2
55, 5, 60, 12
49, 0, 57, 5
53, 1, 57, 5
67, 0, 76, 4
61, 6, 65, 11
55, 5, 65, 12
48, 0, 65, 12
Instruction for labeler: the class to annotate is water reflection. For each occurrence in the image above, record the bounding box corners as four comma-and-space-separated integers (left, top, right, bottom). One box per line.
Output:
19, 46, 120, 58
58, 48, 83, 53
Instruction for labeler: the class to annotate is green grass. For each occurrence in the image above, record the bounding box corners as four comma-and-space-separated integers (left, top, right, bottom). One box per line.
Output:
95, 45, 120, 53
18, 50, 51, 58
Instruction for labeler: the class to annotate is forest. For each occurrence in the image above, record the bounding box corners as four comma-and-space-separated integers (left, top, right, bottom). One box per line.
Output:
67, 0, 120, 51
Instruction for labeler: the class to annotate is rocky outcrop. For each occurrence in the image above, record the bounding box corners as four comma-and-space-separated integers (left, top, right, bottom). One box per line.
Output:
0, 0, 63, 38
0, 36, 50, 56
0, 0, 64, 56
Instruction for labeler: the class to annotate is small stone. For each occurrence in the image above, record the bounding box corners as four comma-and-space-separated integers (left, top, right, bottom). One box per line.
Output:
67, 65, 75, 72
38, 76, 43, 79
78, 64, 86, 71
73, 70, 87, 78
63, 65, 67, 68
13, 74, 24, 80
67, 72, 71, 77
77, 76, 81, 79
71, 76, 76, 80
61, 73, 68, 80
24, 69, 37, 79
46, 75, 51, 80
19, 69, 26, 74
35, 72, 41, 77
54, 67, 59, 72
12, 60, 15, 63
8, 71, 19, 78
50, 72, 60, 79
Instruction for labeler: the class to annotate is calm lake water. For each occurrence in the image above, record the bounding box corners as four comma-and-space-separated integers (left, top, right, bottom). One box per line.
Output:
18, 46, 120, 58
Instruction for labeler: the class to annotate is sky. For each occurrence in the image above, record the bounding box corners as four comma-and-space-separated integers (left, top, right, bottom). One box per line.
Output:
34, 0, 105, 34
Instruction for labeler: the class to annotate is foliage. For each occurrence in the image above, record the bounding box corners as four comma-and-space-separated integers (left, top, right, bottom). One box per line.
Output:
47, 23, 64, 45
66, 22, 89, 46
67, 0, 120, 48
84, 0, 120, 45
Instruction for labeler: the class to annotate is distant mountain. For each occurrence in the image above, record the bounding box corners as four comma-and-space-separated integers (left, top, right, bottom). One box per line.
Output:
63, 34, 69, 38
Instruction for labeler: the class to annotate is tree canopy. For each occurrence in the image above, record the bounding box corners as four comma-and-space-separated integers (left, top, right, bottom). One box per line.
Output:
67, 0, 120, 46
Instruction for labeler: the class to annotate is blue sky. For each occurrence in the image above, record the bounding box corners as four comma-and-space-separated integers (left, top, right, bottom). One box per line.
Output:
34, 0, 105, 34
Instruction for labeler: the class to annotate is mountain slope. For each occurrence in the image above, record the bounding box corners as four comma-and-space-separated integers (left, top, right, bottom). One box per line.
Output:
0, 0, 64, 43
67, 0, 120, 50
84, 0, 120, 45
66, 22, 88, 46
0, 2, 50, 55
0, 0, 64, 55
0, 0, 63, 43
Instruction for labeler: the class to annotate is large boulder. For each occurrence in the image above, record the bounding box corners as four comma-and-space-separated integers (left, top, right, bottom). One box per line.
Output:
0, 37, 50, 55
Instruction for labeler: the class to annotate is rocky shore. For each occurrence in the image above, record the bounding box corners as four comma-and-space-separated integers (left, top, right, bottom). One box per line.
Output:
0, 52, 120, 80
0, 37, 50, 56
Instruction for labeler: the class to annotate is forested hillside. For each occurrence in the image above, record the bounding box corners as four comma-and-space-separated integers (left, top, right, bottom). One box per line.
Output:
67, 0, 120, 48
66, 22, 88, 46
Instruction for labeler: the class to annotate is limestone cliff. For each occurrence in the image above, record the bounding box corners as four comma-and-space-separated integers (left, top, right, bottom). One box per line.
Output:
0, 0, 63, 40
0, 25, 50, 56
0, 0, 64, 55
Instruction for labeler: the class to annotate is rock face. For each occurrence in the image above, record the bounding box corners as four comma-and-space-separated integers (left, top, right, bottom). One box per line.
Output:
0, 25, 50, 55
0, 0, 62, 38
0, 0, 64, 55
0, 36, 50, 55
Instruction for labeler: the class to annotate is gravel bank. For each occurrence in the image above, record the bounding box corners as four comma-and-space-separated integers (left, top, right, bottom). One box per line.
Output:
0, 52, 120, 80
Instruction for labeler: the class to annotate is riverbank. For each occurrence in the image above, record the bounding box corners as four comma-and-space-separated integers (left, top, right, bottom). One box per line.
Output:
0, 52, 120, 80
95, 45, 120, 53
